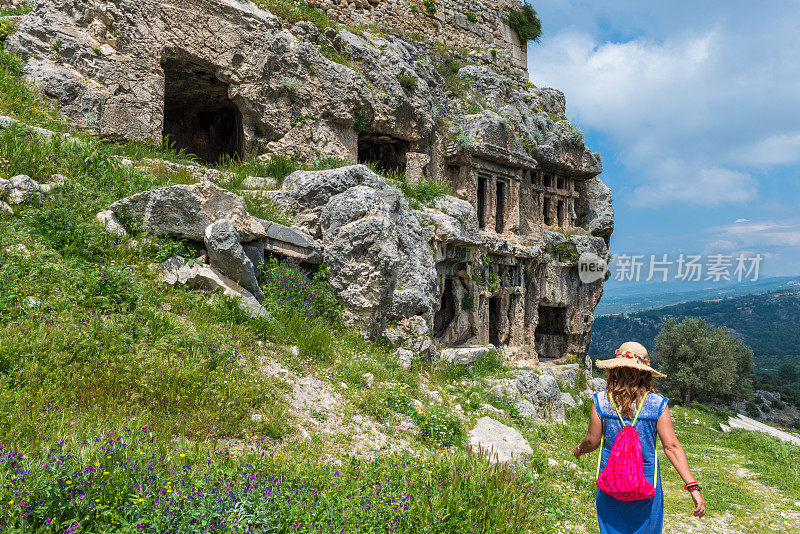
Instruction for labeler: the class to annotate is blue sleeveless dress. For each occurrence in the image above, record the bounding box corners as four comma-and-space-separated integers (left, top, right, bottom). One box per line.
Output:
593, 391, 669, 534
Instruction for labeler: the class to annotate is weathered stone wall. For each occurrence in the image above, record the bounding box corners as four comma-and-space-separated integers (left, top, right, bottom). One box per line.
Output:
308, 0, 528, 72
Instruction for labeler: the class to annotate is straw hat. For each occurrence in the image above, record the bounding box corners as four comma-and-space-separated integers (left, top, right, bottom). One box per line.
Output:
595, 341, 666, 378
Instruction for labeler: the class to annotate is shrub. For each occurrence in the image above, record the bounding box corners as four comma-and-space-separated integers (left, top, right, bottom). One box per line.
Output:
415, 408, 464, 446
84, 263, 140, 312
553, 242, 579, 263
460, 292, 474, 311
507, 4, 542, 44
424, 0, 436, 15
566, 124, 584, 145
280, 76, 303, 92
0, 3, 31, 16
391, 174, 452, 209
397, 71, 418, 91
0, 18, 17, 42
260, 257, 342, 324
354, 112, 372, 134
467, 11, 477, 23
253, 0, 338, 31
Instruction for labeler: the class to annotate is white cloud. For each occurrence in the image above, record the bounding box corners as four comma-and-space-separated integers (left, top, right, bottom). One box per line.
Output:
733, 131, 800, 166
527, 9, 800, 208
734, 218, 749, 223
712, 219, 800, 248
632, 165, 757, 206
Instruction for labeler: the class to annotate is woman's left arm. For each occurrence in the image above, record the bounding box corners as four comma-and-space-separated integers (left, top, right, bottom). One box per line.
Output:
573, 402, 603, 458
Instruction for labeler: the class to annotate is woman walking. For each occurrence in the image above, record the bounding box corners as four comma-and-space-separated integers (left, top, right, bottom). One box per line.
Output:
573, 341, 706, 533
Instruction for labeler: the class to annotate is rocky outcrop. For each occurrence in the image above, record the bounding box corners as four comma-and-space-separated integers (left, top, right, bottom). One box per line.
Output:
488, 369, 567, 422
274, 165, 437, 329
159, 255, 268, 319
256, 218, 323, 264
440, 345, 497, 366
110, 181, 265, 242
468, 417, 533, 464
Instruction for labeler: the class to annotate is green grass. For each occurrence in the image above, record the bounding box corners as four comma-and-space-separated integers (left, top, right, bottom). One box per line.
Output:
252, 0, 338, 31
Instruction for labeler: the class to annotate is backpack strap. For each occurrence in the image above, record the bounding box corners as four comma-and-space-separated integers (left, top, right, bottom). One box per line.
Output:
609, 391, 648, 426
596, 392, 651, 480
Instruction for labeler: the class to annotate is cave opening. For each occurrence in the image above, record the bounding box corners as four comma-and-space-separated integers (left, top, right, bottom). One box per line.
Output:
162, 58, 243, 164
489, 296, 501, 346
543, 196, 552, 225
477, 176, 487, 229
357, 132, 409, 173
434, 276, 457, 338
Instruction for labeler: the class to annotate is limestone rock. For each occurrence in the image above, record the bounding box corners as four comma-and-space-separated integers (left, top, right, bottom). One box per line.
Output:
256, 218, 323, 264
0, 202, 12, 215
440, 344, 496, 366
588, 378, 607, 393
0, 178, 11, 199
159, 255, 269, 319
203, 219, 264, 302
543, 364, 580, 388
577, 176, 614, 241
110, 182, 266, 242
394, 348, 414, 370
515, 371, 566, 421
468, 417, 532, 464
242, 239, 266, 275
362, 373, 374, 388
96, 210, 128, 238
9, 175, 41, 204
561, 392, 577, 408
277, 165, 436, 330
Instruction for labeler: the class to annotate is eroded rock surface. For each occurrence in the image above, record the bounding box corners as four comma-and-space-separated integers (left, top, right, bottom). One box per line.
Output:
468, 417, 533, 464
110, 181, 265, 242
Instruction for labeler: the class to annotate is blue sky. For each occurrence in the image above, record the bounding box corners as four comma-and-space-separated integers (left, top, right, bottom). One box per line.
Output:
526, 1, 800, 287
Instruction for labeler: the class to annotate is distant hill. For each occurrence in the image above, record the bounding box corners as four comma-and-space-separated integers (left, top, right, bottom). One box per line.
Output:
590, 288, 800, 372
596, 276, 800, 315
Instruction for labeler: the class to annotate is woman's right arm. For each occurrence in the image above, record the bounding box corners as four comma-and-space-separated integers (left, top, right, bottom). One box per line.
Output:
657, 406, 707, 518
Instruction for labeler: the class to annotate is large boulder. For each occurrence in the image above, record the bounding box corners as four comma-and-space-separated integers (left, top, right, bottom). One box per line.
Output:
516, 371, 566, 421
274, 165, 436, 330
440, 345, 496, 366
110, 182, 266, 242
468, 417, 533, 464
203, 219, 264, 302
542, 364, 580, 388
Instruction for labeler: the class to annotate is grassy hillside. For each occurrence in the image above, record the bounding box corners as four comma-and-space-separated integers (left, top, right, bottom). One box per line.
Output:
1, 18, 799, 534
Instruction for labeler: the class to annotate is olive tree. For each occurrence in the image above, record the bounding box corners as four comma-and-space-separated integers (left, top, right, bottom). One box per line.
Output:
653, 318, 754, 405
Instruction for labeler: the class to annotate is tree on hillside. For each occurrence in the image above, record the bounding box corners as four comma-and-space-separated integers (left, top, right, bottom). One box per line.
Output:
779, 363, 798, 383
653, 318, 754, 405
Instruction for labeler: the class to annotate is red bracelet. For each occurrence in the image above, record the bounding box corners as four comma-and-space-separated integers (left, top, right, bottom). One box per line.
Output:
684, 482, 701, 492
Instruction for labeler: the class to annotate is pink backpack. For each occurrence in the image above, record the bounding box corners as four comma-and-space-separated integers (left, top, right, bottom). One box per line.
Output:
596, 391, 658, 501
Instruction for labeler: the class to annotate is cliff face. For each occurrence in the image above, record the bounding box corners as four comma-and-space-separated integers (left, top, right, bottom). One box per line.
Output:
9, 0, 614, 364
